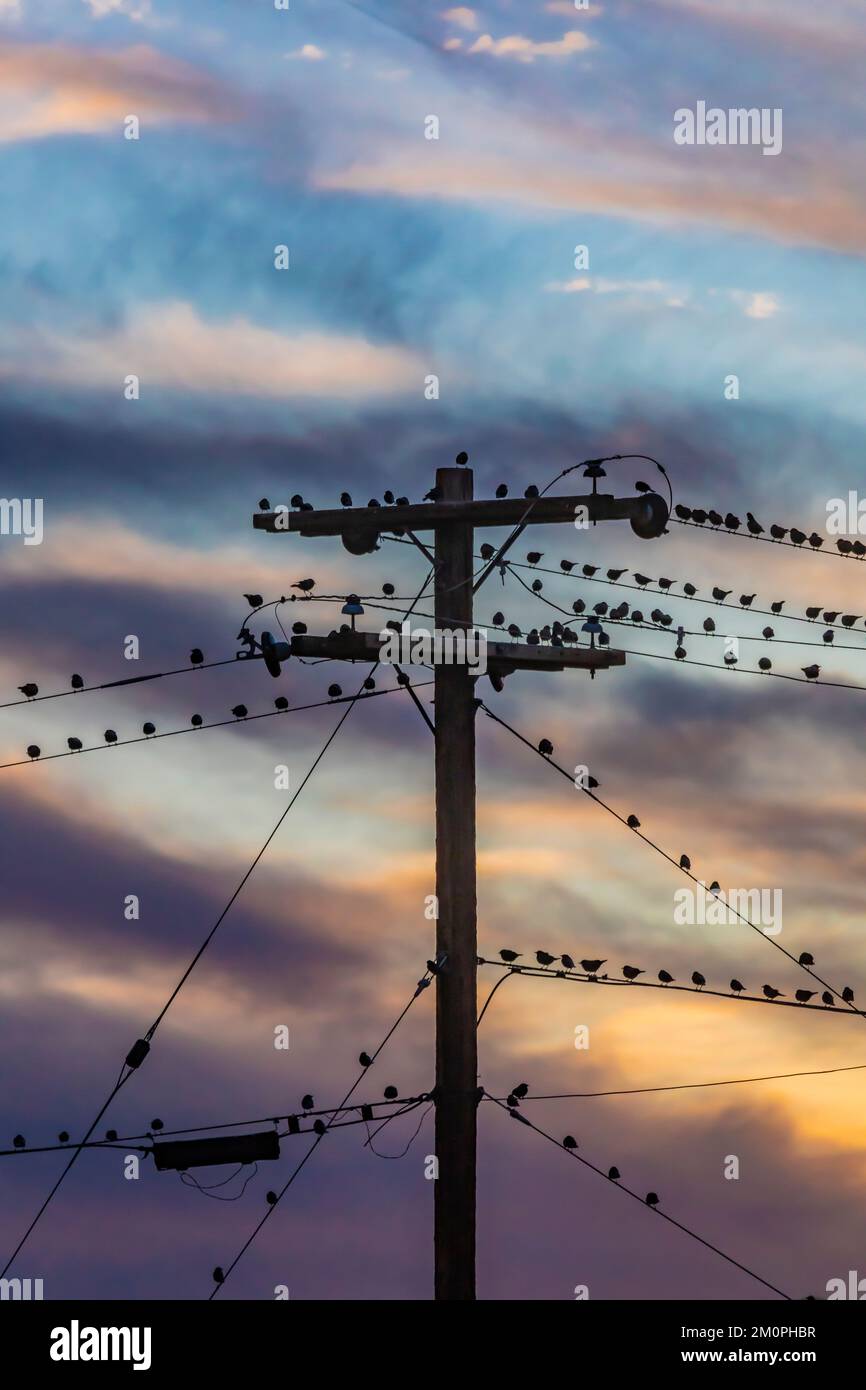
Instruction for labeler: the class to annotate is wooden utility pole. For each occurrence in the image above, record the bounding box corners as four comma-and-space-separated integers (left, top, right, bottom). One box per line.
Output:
432, 466, 477, 1301
252, 461, 667, 1301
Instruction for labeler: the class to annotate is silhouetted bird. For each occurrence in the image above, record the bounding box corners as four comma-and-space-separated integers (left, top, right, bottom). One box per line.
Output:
674, 504, 691, 520
691, 509, 707, 524
58, 1131, 69, 1143
808, 533, 824, 549
608, 1166, 620, 1180
190, 648, 204, 666
535, 951, 558, 967
838, 538, 853, 554
244, 593, 263, 607
13, 1135, 25, 1148
823, 611, 840, 623
560, 559, 575, 573
67, 737, 82, 752
758, 658, 772, 672
231, 706, 247, 719
770, 525, 787, 540
703, 616, 716, 633
507, 624, 521, 640
627, 814, 640, 828
527, 552, 543, 565
524, 485, 539, 499
292, 578, 315, 592
572, 600, 585, 614
559, 1134, 578, 1151
538, 738, 553, 756
496, 483, 508, 498
359, 1052, 372, 1067
383, 490, 395, 504
798, 951, 814, 966
739, 594, 755, 608
266, 1191, 278, 1205
290, 494, 303, 508
805, 607, 821, 620
18, 683, 37, 698
363, 677, 375, 691
71, 674, 84, 691
683, 583, 697, 597
512, 1083, 529, 1099
384, 1085, 399, 1099
104, 729, 117, 744
26, 745, 40, 759
658, 970, 674, 985
292, 621, 307, 634
823, 630, 834, 644
492, 611, 504, 627
802, 665, 820, 680
658, 577, 675, 592
762, 985, 783, 1000
479, 543, 495, 560
623, 965, 644, 981
213, 1267, 225, 1284
762, 627, 774, 639
842, 615, 860, 628
581, 958, 606, 975
679, 854, 690, 870
691, 971, 705, 990
531, 579, 543, 593
382, 582, 395, 596
712, 587, 731, 602
795, 989, 816, 1004
301, 1094, 314, 1111
771, 601, 784, 614
607, 568, 627, 581
842, 987, 855, 1003
258, 499, 270, 511
191, 714, 203, 727
327, 684, 342, 698
455, 451, 468, 465
724, 514, 740, 531
340, 492, 352, 507
500, 949, 521, 963
675, 646, 686, 660
561, 954, 576, 971
821, 992, 834, 1007
707, 510, 723, 528
274, 696, 288, 711
368, 498, 380, 507
790, 528, 806, 545
645, 1192, 660, 1207
730, 978, 746, 995
746, 513, 764, 536
633, 573, 651, 587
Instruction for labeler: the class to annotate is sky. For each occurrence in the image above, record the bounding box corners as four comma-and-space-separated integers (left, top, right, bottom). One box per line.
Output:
1, 0, 866, 1302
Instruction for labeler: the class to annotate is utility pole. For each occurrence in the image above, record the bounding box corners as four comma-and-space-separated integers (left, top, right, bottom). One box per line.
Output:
252, 460, 667, 1301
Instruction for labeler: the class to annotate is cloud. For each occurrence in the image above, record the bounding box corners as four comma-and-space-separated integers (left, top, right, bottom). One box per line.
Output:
83, 0, 153, 20
1, 300, 423, 399
0, 40, 237, 142
467, 29, 594, 60
738, 290, 781, 319
286, 44, 327, 61
545, 276, 673, 297
441, 6, 479, 29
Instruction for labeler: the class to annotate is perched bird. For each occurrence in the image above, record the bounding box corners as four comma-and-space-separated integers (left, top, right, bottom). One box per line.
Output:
658, 577, 675, 592
274, 696, 288, 710
683, 583, 698, 597
679, 853, 691, 870
771, 601, 784, 614
535, 950, 558, 968
538, 738, 553, 756
561, 954, 576, 971
691, 971, 706, 990
724, 514, 740, 531
455, 451, 469, 466
495, 483, 508, 498
770, 525, 787, 540
58, 1131, 69, 1143
798, 952, 814, 966
190, 648, 204, 666
265, 1191, 278, 1206
730, 978, 746, 995
104, 729, 118, 744
724, 652, 738, 667
823, 630, 834, 644
627, 813, 640, 828
499, 949, 521, 963
580, 958, 606, 974
801, 664, 820, 680
823, 611, 840, 624
691, 509, 708, 524
479, 543, 495, 560
739, 594, 756, 608
808, 533, 824, 549
327, 684, 342, 698
608, 1166, 621, 1181
191, 714, 203, 727
582, 564, 598, 577
290, 494, 304, 508
645, 1192, 660, 1207
572, 600, 586, 614
258, 498, 270, 511
292, 621, 307, 635
746, 513, 764, 536
842, 987, 855, 1004
492, 611, 505, 627
67, 737, 83, 752
301, 1094, 314, 1111
340, 492, 352, 507
12, 1135, 25, 1149
758, 658, 772, 672
707, 510, 723, 527
511, 1083, 530, 1099
359, 1052, 372, 1067
821, 992, 834, 1007
382, 582, 395, 596
762, 627, 774, 640
244, 593, 263, 607
524, 485, 539, 499
212, 1267, 225, 1284
703, 618, 716, 633
675, 646, 687, 660
383, 1085, 399, 1100
507, 623, 521, 640
26, 744, 40, 759
18, 683, 38, 699
313, 1119, 326, 1135
560, 559, 575, 573
674, 504, 691, 520
383, 490, 395, 505
712, 587, 731, 602
71, 674, 84, 691
623, 965, 644, 981
795, 989, 817, 1004
607, 568, 627, 581
837, 538, 853, 554
633, 573, 652, 588
805, 606, 821, 620
531, 579, 543, 593
230, 706, 247, 719
790, 528, 806, 546
527, 551, 543, 565
368, 498, 380, 508
292, 578, 315, 593
562, 1135, 578, 1150
842, 615, 860, 628
424, 487, 441, 501
762, 985, 783, 1000
658, 970, 675, 985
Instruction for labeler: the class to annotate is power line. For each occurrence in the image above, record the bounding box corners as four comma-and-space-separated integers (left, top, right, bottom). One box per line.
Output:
0, 657, 241, 713
672, 511, 862, 563
485, 1095, 793, 1299
479, 704, 863, 1017
482, 1060, 866, 1101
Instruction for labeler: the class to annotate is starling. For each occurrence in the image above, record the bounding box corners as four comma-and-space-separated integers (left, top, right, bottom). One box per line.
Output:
762, 985, 783, 1000
805, 607, 821, 620
627, 814, 640, 828
622, 965, 644, 981
821, 992, 834, 1007
683, 583, 697, 597
190, 648, 204, 666
424, 486, 441, 501
359, 1052, 372, 1067
266, 1191, 278, 1206
658, 577, 675, 591
512, 1083, 529, 1099
679, 853, 691, 870
561, 954, 576, 971
244, 592, 263, 607
842, 987, 855, 1003
71, 674, 84, 690
290, 494, 304, 508
724, 652, 737, 667
608, 1166, 620, 1181
645, 1192, 660, 1207
795, 989, 816, 1004
58, 1131, 69, 1143
724, 514, 740, 531
658, 970, 675, 985
535, 951, 558, 967
730, 979, 746, 995
292, 621, 307, 634
674, 504, 691, 520
327, 684, 342, 698
838, 539, 853, 554
790, 528, 806, 545
67, 737, 83, 752
383, 1085, 399, 1100
746, 513, 764, 535
340, 492, 352, 507
633, 573, 652, 587
191, 714, 203, 727
496, 483, 508, 498
455, 451, 468, 466
607, 568, 627, 581
582, 564, 598, 577
274, 696, 288, 710
531, 579, 543, 593
691, 971, 705, 990
499, 950, 521, 963
707, 510, 723, 527
712, 587, 731, 602
363, 677, 375, 691
691, 509, 708, 524
480, 543, 495, 560
762, 627, 774, 640
292, 578, 315, 592
18, 683, 38, 698
560, 559, 575, 572
26, 745, 40, 759
258, 499, 270, 511
538, 738, 553, 756
758, 658, 772, 672
492, 611, 505, 626
527, 552, 543, 565
524, 485, 539, 499
383, 490, 395, 504
842, 615, 860, 628
12, 1135, 25, 1148
562, 1135, 578, 1150
771, 601, 784, 614
823, 631, 834, 644
770, 525, 787, 540
739, 594, 755, 608
572, 600, 585, 614
703, 618, 716, 633
383, 582, 395, 596
213, 1267, 225, 1284
301, 1094, 314, 1111
581, 958, 606, 974
808, 533, 824, 549
230, 706, 247, 719
798, 952, 814, 966
104, 729, 118, 744
801, 665, 820, 680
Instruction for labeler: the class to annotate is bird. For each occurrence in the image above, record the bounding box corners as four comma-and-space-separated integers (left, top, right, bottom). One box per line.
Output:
703, 617, 716, 634
274, 696, 288, 711
424, 486, 441, 501
384, 1085, 399, 1100
507, 623, 521, 640
492, 611, 504, 627
679, 853, 690, 870
499, 949, 521, 963
762, 985, 783, 1000
657, 577, 675, 592
724, 513, 741, 531
746, 513, 764, 536
724, 652, 738, 667
560, 559, 575, 572
12, 1135, 25, 1149
562, 1135, 578, 1150
824, 611, 840, 624
535, 950, 558, 968
823, 630, 834, 644
675, 646, 686, 660
762, 626, 774, 640
623, 965, 644, 981
531, 579, 543, 593
527, 551, 543, 565
739, 594, 756, 608
512, 1083, 530, 1099
368, 498, 380, 508
608, 1166, 620, 1181
712, 587, 731, 602
674, 504, 691, 520
582, 564, 598, 577
771, 601, 784, 614
645, 1192, 660, 1207
802, 665, 820, 680
627, 814, 640, 828
495, 483, 508, 498
327, 684, 342, 698
683, 583, 698, 597
292, 621, 307, 634
607, 568, 627, 581
770, 524, 787, 540
572, 600, 585, 615
383, 490, 395, 505
190, 648, 204, 666
382, 582, 395, 596
691, 509, 708, 524
301, 1094, 314, 1111
212, 1267, 225, 1284
479, 543, 495, 560
842, 987, 855, 1004
691, 971, 706, 990
58, 1131, 69, 1143
790, 528, 806, 545
258, 498, 270, 511
795, 989, 817, 1004
561, 954, 576, 971
837, 538, 853, 554
265, 1191, 278, 1206
71, 674, 84, 691
658, 970, 675, 985
633, 573, 652, 587
524, 485, 539, 499
292, 578, 315, 592
707, 510, 723, 528
230, 705, 247, 719
191, 714, 203, 727
821, 992, 834, 1007
730, 978, 746, 995
580, 958, 606, 974
798, 952, 814, 966
359, 1052, 372, 1067
104, 729, 118, 744
340, 491, 352, 507
805, 606, 821, 620
290, 494, 304, 508
18, 683, 38, 699
538, 738, 553, 756
808, 533, 824, 549
26, 744, 40, 759
243, 592, 263, 607
842, 615, 860, 628
67, 737, 82, 752
758, 658, 772, 672
455, 451, 468, 466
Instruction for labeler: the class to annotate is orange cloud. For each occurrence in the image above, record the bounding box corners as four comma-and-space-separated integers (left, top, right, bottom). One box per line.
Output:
0, 40, 238, 142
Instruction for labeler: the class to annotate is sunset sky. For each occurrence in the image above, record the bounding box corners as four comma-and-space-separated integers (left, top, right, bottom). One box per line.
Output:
2, 0, 866, 1301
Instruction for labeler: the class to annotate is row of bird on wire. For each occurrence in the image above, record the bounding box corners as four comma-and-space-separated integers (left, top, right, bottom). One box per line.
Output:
674, 503, 864, 557
493, 949, 856, 1008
